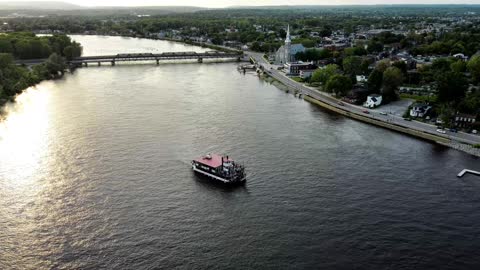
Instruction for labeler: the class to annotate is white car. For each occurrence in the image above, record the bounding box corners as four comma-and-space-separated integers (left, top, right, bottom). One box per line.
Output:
436, 129, 447, 134
473, 130, 478, 134
379, 112, 387, 115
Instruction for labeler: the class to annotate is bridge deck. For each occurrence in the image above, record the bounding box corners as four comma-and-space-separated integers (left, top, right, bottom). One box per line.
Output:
70, 52, 242, 64
15, 51, 243, 66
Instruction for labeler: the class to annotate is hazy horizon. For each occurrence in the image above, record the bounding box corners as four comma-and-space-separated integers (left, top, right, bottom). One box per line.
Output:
1, 0, 480, 8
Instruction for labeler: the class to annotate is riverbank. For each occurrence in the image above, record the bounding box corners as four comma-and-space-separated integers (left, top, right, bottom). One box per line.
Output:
299, 85, 479, 157
251, 55, 480, 157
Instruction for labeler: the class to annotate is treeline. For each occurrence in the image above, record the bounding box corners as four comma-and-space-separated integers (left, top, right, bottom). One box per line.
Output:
0, 32, 82, 60
0, 33, 82, 107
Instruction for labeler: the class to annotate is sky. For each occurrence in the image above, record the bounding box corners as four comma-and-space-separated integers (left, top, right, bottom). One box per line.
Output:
4, 0, 480, 8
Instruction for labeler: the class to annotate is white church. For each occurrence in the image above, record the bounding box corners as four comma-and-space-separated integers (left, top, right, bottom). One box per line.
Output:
275, 25, 306, 65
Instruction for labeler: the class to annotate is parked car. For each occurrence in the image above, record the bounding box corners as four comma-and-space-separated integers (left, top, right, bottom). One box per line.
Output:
473, 129, 478, 134
379, 111, 387, 115
436, 129, 447, 134
403, 118, 412, 121
338, 101, 345, 106
449, 128, 458, 133
362, 110, 370, 114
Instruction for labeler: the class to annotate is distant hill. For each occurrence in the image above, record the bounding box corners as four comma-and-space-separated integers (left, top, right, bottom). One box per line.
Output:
0, 1, 83, 10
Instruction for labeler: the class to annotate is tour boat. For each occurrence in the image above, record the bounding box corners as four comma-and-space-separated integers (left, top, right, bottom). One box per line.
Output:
192, 154, 246, 184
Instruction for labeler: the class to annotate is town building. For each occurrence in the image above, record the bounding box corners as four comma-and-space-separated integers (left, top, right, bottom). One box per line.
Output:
356, 75, 368, 85
454, 113, 477, 129
275, 25, 305, 65
410, 103, 432, 118
364, 94, 382, 108
284, 62, 317, 76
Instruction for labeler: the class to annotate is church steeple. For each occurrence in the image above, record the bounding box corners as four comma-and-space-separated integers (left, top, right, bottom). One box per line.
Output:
285, 24, 291, 44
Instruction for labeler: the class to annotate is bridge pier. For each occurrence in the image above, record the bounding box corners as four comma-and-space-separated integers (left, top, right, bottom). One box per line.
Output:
197, 58, 203, 63
156, 59, 159, 65
98, 62, 101, 66
83, 62, 88, 67
111, 60, 115, 66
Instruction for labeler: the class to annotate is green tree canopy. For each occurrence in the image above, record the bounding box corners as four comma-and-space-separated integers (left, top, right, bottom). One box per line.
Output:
367, 69, 383, 94
467, 55, 480, 83
437, 71, 468, 105
325, 74, 352, 96
342, 56, 363, 77
310, 64, 339, 84
382, 67, 404, 101
450, 60, 467, 73
45, 53, 66, 76
375, 59, 391, 73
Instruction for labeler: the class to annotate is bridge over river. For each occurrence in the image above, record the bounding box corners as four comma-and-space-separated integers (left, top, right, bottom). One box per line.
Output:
15, 51, 244, 66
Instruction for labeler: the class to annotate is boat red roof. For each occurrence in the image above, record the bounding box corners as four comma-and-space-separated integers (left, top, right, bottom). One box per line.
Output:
195, 154, 231, 168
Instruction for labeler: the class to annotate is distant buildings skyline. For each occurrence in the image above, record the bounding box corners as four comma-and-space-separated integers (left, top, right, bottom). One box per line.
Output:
3, 0, 480, 8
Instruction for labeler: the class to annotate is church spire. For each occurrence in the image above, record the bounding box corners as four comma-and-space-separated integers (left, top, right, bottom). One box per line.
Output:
285, 24, 291, 44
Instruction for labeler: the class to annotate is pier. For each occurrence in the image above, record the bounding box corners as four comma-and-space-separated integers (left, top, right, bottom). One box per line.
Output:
457, 169, 480, 178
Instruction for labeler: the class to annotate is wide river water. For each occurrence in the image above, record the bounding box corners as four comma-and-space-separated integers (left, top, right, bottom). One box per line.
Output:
1, 35, 480, 269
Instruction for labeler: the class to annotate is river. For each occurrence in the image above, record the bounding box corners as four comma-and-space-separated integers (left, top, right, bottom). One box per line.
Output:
1, 35, 480, 269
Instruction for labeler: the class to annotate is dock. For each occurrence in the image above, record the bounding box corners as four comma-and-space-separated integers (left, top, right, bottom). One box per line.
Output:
457, 169, 480, 178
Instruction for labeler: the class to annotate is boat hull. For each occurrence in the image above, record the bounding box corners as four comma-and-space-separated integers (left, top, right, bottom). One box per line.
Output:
192, 165, 246, 184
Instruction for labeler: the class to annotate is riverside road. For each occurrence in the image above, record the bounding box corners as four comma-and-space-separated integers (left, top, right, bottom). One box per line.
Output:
247, 52, 480, 146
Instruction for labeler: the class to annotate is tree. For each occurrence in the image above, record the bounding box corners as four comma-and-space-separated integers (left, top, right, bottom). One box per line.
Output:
382, 67, 404, 101
292, 38, 316, 48
375, 59, 391, 72
63, 41, 82, 61
325, 74, 352, 96
296, 48, 326, 62
342, 56, 363, 77
45, 53, 66, 76
467, 55, 480, 83
0, 53, 14, 68
439, 104, 455, 128
436, 71, 467, 105
344, 47, 367, 56
310, 64, 339, 84
392, 61, 407, 77
450, 60, 466, 73
0, 38, 13, 54
367, 40, 383, 53
459, 89, 480, 114
250, 42, 261, 52
431, 57, 453, 73
367, 69, 383, 94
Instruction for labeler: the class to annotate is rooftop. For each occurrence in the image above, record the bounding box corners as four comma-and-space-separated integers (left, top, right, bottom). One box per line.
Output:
195, 154, 232, 168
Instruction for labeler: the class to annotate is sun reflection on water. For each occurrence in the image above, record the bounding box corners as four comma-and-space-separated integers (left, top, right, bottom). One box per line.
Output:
0, 85, 51, 188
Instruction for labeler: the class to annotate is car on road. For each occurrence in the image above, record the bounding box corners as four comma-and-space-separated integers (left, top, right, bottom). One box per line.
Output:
362, 110, 370, 114
473, 129, 478, 134
379, 111, 387, 115
436, 129, 447, 134
449, 128, 458, 133
403, 118, 412, 121
338, 101, 345, 106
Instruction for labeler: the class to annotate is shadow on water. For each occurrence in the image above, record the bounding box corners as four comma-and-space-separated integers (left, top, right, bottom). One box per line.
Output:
430, 143, 452, 156
192, 172, 250, 194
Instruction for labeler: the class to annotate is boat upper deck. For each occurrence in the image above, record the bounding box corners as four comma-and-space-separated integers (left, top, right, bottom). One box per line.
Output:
194, 154, 232, 168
